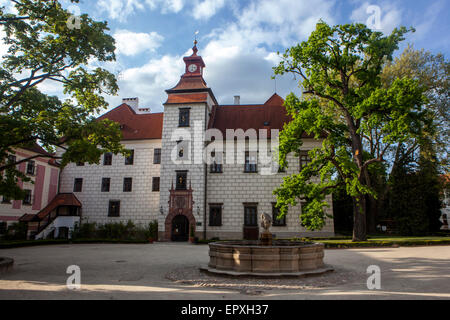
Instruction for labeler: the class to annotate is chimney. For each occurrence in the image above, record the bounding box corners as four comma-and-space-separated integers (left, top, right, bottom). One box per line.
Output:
234, 95, 240, 105
122, 97, 139, 112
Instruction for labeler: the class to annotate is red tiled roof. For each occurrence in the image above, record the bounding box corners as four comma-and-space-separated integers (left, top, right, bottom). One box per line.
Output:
37, 193, 82, 220
165, 93, 208, 104
98, 104, 163, 140
167, 76, 209, 92
20, 144, 60, 167
19, 214, 40, 222
22, 144, 52, 157
208, 94, 293, 137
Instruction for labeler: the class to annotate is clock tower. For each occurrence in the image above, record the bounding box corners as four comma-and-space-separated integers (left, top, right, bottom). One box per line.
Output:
183, 40, 205, 77
159, 41, 217, 241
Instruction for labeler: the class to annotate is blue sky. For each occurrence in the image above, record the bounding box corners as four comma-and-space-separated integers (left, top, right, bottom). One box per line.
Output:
2, 0, 449, 113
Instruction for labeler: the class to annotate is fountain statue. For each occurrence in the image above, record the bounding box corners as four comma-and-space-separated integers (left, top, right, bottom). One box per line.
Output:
260, 212, 273, 246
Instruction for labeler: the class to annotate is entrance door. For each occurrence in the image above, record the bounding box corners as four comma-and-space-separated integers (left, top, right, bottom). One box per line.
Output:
171, 215, 189, 241
243, 205, 259, 240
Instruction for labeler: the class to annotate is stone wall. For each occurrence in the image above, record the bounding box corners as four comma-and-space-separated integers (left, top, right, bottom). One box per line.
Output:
59, 139, 162, 226
158, 102, 211, 233
206, 138, 335, 239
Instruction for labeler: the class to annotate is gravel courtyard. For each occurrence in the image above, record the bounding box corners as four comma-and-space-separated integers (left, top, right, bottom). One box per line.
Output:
0, 243, 449, 300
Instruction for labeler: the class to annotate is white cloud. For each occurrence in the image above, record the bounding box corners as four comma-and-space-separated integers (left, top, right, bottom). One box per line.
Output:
107, 53, 186, 112
0, 30, 9, 62
192, 0, 226, 20
146, 0, 185, 14
198, 0, 337, 103
96, 0, 185, 21
114, 30, 164, 56
97, 0, 146, 22
105, 0, 338, 109
412, 0, 445, 41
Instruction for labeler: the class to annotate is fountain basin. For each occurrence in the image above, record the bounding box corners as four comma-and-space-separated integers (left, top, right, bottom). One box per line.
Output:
203, 241, 332, 277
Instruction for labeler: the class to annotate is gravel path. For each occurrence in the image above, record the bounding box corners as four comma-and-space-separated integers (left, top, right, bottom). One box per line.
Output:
1, 243, 449, 299
165, 265, 366, 295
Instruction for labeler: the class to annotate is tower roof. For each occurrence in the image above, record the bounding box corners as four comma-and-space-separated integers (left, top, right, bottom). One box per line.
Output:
165, 42, 218, 105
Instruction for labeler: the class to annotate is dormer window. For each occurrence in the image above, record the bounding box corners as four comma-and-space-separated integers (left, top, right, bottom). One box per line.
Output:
179, 108, 190, 127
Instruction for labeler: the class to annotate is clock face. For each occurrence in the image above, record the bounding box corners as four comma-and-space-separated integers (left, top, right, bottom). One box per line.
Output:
188, 64, 197, 73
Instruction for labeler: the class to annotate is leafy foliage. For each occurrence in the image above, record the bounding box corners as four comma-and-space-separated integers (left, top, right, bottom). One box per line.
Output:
0, 0, 127, 199
72, 220, 157, 241
273, 21, 429, 241
387, 144, 443, 235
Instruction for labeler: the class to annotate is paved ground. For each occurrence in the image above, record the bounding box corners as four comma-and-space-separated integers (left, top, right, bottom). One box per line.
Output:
0, 243, 449, 300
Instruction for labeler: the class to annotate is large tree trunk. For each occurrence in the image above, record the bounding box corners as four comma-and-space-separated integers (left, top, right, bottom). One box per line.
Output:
353, 196, 367, 241
366, 195, 378, 234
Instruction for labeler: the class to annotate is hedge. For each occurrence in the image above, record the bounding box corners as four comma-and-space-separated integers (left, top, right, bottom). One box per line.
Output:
0, 238, 148, 249
321, 239, 450, 249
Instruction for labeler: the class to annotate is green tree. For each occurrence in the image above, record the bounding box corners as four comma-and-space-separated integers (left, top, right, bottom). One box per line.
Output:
273, 21, 429, 241
387, 142, 442, 235
365, 46, 449, 232
0, 0, 126, 200
381, 45, 449, 172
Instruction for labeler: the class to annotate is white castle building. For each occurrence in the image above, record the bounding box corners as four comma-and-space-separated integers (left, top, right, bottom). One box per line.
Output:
57, 44, 334, 241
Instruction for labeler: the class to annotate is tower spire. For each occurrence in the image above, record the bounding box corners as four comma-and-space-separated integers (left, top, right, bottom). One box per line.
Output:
193, 30, 199, 55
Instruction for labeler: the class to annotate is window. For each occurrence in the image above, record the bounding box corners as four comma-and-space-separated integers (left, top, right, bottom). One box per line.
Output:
153, 148, 161, 164
23, 189, 32, 205
210, 152, 223, 173
108, 201, 120, 217
73, 178, 83, 192
272, 203, 286, 226
300, 150, 312, 170
244, 151, 257, 173
176, 171, 187, 190
123, 177, 132, 192
210, 162, 223, 173
209, 204, 222, 226
101, 178, 110, 192
179, 108, 190, 127
177, 140, 189, 160
7, 155, 16, 165
26, 161, 35, 175
244, 205, 258, 226
152, 177, 160, 192
103, 153, 112, 165
0, 222, 7, 235
125, 150, 134, 165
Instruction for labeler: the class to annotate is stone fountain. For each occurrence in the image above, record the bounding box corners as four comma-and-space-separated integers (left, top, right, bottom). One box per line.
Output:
202, 213, 333, 277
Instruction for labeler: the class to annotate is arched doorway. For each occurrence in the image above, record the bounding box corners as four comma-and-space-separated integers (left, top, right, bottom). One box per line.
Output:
171, 215, 189, 241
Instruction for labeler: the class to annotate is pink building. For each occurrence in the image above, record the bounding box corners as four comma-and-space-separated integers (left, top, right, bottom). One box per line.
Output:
0, 145, 61, 237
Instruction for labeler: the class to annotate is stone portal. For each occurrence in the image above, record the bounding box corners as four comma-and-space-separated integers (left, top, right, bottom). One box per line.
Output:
164, 183, 196, 241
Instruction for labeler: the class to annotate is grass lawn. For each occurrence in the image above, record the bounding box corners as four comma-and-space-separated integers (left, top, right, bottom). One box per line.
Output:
314, 235, 450, 248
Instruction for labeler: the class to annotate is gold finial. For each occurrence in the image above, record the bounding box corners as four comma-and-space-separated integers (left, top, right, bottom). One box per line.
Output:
194, 30, 199, 46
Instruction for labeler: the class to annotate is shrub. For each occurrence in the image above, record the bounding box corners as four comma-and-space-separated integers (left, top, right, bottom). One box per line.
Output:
148, 220, 158, 240
71, 220, 153, 241
3, 222, 28, 240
